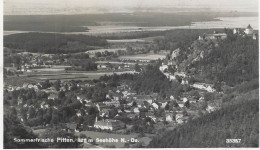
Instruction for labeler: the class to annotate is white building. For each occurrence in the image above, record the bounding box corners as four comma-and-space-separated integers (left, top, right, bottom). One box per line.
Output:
94, 119, 125, 131
152, 103, 159, 109
244, 24, 254, 35
159, 65, 168, 72
191, 83, 216, 93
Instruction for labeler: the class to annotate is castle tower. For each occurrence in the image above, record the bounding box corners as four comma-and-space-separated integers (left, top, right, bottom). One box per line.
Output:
244, 24, 254, 35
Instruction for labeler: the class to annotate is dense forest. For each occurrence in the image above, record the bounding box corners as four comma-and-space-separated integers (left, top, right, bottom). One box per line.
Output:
148, 99, 259, 148
4, 106, 82, 148
4, 32, 108, 54
100, 64, 188, 99
4, 107, 45, 148
160, 29, 259, 86
198, 35, 258, 86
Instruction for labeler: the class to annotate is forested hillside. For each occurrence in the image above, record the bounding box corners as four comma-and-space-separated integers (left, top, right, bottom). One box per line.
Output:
147, 29, 259, 148
4, 107, 45, 148
175, 31, 258, 86
148, 99, 259, 148
4, 33, 108, 54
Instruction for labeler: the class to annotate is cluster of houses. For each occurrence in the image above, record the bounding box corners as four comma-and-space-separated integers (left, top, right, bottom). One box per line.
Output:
5, 71, 216, 133
199, 31, 228, 41
14, 53, 58, 73
87, 82, 211, 131
198, 24, 257, 41
233, 24, 257, 40
96, 61, 135, 71
6, 83, 42, 92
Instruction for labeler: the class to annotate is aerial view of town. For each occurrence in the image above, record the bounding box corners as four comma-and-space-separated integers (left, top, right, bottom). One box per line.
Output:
3, 0, 259, 148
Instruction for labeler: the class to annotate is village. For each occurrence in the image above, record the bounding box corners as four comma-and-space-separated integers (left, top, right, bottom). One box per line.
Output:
3, 25, 257, 148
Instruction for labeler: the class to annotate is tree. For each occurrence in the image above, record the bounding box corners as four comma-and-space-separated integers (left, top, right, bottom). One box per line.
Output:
28, 107, 36, 119
134, 64, 141, 72
184, 100, 190, 108
58, 91, 65, 99
53, 80, 61, 91
126, 46, 134, 55
204, 93, 214, 102
4, 114, 44, 148
40, 129, 82, 148
175, 75, 182, 83
168, 65, 175, 74
95, 52, 102, 57
51, 109, 59, 124
190, 90, 200, 100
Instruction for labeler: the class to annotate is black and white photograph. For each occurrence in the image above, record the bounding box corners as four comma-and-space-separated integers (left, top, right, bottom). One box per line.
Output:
2, 0, 259, 148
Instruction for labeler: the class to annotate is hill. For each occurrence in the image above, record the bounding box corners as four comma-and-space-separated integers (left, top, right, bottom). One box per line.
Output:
174, 31, 258, 86
4, 32, 108, 54
148, 97, 259, 148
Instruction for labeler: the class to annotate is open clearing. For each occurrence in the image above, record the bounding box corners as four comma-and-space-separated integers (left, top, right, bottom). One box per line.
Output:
119, 53, 168, 61
86, 48, 126, 54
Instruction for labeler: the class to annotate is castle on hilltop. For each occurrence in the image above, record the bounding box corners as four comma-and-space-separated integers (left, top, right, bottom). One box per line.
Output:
233, 24, 257, 40
199, 24, 257, 41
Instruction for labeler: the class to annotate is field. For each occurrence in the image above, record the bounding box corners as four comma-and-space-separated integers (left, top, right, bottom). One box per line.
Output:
86, 48, 126, 54
107, 36, 164, 43
119, 52, 169, 61
5, 70, 136, 86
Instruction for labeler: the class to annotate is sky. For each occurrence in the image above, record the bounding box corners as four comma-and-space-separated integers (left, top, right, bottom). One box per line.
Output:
4, 0, 259, 15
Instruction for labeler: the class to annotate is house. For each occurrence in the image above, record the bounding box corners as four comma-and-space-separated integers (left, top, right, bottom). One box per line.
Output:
204, 32, 227, 40
191, 83, 216, 93
77, 82, 94, 88
181, 79, 189, 85
33, 85, 39, 92
127, 113, 138, 119
7, 86, 15, 92
28, 84, 34, 89
165, 113, 174, 122
76, 110, 82, 117
146, 112, 157, 122
253, 33, 258, 40
133, 107, 140, 114
159, 65, 168, 72
97, 64, 108, 70
206, 104, 216, 113
160, 102, 168, 109
152, 103, 159, 109
99, 109, 110, 117
176, 113, 184, 124
244, 24, 254, 35
40, 101, 49, 109
48, 93, 58, 100
23, 83, 29, 88
183, 97, 188, 103
177, 101, 185, 108
198, 96, 205, 102
233, 28, 242, 34
104, 101, 120, 107
94, 119, 125, 131
189, 99, 197, 103
135, 95, 154, 105
106, 92, 123, 101
171, 48, 180, 59
17, 97, 23, 105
